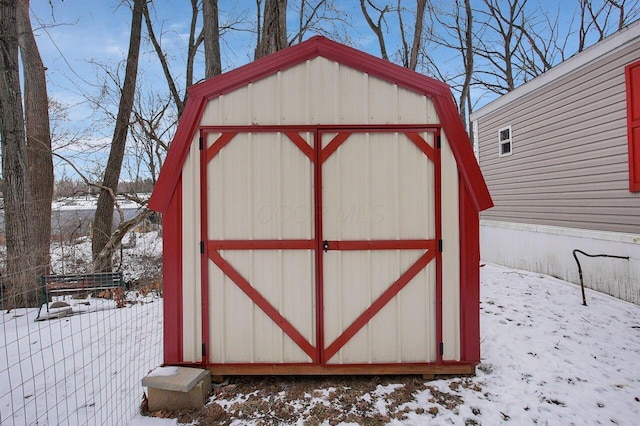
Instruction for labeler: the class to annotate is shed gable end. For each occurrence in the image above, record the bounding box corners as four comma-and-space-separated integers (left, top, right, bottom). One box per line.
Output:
200, 57, 440, 127
148, 36, 492, 214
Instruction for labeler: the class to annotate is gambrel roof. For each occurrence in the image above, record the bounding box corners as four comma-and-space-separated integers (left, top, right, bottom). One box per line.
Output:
149, 36, 492, 213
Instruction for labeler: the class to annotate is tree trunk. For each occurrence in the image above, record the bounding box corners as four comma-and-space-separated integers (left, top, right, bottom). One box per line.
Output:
360, 0, 389, 61
255, 0, 288, 59
91, 0, 144, 272
459, 0, 473, 126
0, 0, 35, 308
203, 0, 222, 78
17, 0, 53, 278
408, 0, 427, 70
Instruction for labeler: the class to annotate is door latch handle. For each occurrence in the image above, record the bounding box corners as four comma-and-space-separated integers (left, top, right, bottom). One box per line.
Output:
323, 240, 329, 252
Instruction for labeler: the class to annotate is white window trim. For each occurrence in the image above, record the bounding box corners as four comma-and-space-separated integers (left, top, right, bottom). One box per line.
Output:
498, 125, 513, 157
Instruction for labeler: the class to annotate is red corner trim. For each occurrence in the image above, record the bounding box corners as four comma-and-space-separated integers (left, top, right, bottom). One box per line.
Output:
458, 178, 481, 363
433, 95, 493, 211
148, 95, 207, 212
404, 132, 435, 162
207, 250, 317, 361
162, 178, 183, 364
324, 249, 436, 362
321, 132, 351, 163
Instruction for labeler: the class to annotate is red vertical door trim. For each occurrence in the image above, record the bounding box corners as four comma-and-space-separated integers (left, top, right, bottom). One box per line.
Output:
162, 179, 183, 364
314, 129, 325, 364
626, 61, 640, 192
199, 130, 210, 366
435, 130, 443, 364
207, 250, 317, 360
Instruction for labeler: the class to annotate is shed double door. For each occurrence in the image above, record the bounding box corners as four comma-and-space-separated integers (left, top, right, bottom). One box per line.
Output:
201, 126, 441, 368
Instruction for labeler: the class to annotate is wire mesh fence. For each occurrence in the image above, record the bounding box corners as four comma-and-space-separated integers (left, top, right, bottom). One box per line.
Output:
0, 264, 163, 425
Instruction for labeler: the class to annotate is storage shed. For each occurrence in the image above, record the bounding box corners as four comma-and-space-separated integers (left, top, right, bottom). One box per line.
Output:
148, 36, 493, 377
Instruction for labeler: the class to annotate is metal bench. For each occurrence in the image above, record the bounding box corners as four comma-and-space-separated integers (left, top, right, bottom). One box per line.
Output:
36, 272, 125, 319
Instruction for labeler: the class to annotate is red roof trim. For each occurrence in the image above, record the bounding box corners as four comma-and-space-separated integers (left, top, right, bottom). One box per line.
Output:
433, 94, 493, 211
149, 36, 492, 213
148, 95, 207, 212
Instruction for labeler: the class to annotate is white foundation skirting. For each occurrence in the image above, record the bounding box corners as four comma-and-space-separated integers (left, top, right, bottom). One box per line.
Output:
480, 220, 640, 305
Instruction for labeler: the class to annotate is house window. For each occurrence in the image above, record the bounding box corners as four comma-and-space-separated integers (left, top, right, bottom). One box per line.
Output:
627, 60, 640, 192
498, 125, 512, 157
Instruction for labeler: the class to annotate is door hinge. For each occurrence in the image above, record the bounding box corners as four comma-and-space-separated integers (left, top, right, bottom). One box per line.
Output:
200, 241, 205, 254
202, 343, 207, 357
199, 136, 204, 150
436, 135, 441, 149
439, 342, 444, 356
438, 239, 443, 252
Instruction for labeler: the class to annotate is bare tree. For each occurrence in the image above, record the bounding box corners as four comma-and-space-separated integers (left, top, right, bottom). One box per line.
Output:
203, 0, 222, 78
427, 0, 474, 127
398, 0, 427, 70
474, 0, 527, 94
360, 0, 391, 60
511, 6, 570, 83
0, 0, 35, 307
16, 0, 54, 279
143, 1, 187, 116
144, 0, 227, 117
91, 0, 144, 272
459, 0, 473, 132
255, 0, 288, 59
291, 0, 325, 43
578, 0, 640, 51
359, 0, 432, 70
606, 0, 640, 28
129, 89, 174, 185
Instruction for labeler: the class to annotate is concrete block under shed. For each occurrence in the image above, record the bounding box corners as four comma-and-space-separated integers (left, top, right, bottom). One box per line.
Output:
142, 366, 211, 412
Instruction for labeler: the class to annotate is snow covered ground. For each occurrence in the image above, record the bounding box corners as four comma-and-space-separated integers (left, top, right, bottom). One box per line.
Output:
1, 296, 163, 426
51, 194, 149, 211
131, 263, 640, 425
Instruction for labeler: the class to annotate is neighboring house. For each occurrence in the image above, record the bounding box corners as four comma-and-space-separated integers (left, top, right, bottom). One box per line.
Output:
471, 20, 640, 304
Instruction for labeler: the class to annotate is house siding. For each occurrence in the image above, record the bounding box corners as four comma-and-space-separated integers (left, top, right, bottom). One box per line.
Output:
476, 42, 640, 235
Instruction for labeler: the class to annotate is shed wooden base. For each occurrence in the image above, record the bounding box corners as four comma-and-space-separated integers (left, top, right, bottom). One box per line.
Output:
204, 363, 476, 377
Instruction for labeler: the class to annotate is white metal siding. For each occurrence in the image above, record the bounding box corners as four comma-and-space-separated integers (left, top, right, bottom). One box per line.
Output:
181, 137, 202, 362
206, 132, 315, 363
201, 57, 440, 126
322, 132, 437, 363
181, 56, 462, 365
441, 135, 461, 361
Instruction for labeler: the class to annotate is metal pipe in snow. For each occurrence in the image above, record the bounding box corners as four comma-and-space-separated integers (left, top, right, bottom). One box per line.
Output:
572, 249, 630, 306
